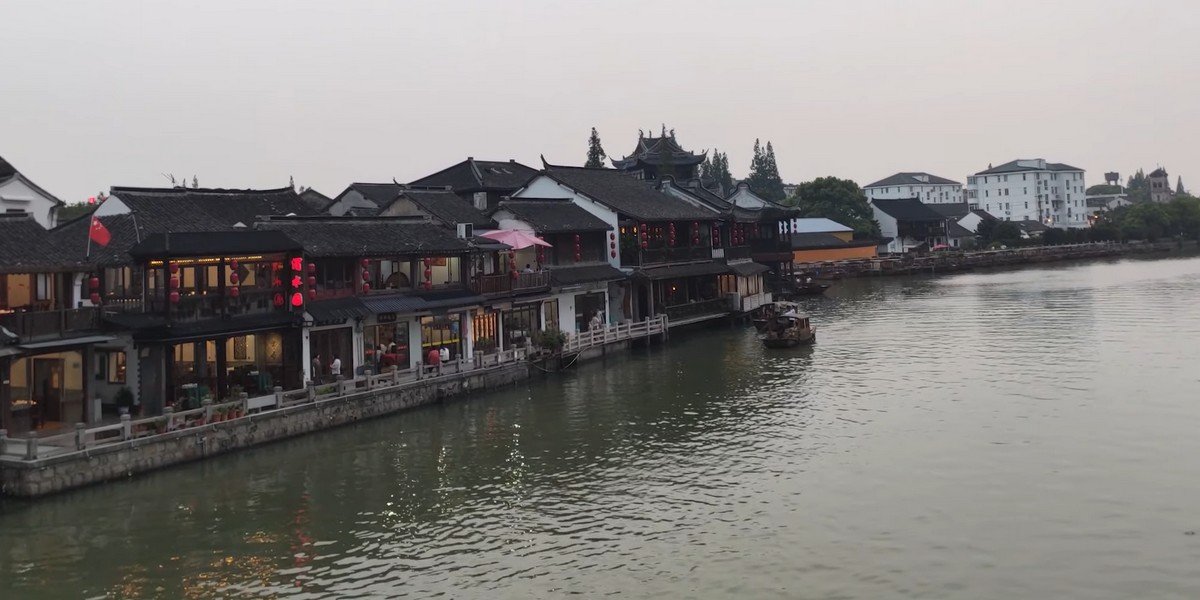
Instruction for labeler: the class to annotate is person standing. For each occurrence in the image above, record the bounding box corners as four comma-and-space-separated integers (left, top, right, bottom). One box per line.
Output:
330, 355, 342, 379
311, 354, 323, 384
589, 311, 603, 331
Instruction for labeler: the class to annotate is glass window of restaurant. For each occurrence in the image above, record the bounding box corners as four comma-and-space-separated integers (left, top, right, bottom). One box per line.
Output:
5, 351, 86, 434
502, 303, 539, 348
472, 310, 499, 353
543, 300, 559, 332
364, 320, 410, 371
420, 315, 462, 361
170, 331, 293, 408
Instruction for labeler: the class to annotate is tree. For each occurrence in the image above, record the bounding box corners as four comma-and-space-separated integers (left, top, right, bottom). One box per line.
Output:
792, 177, 880, 238
745, 139, 786, 202
1086, 184, 1122, 195
1126, 168, 1150, 203
992, 221, 1023, 245
701, 149, 734, 192
585, 127, 607, 168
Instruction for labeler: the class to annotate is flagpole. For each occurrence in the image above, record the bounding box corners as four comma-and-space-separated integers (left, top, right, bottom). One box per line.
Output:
86, 216, 93, 258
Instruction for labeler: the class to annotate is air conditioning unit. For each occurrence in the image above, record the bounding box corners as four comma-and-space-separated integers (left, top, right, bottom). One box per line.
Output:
457, 223, 474, 239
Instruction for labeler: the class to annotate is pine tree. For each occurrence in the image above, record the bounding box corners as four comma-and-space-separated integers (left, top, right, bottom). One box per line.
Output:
585, 127, 607, 168
713, 150, 733, 192
1177, 176, 1186, 196
745, 139, 786, 202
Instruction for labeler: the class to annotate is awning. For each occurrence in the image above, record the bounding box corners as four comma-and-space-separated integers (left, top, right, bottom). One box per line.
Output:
635, 262, 732, 280
728, 261, 771, 276
548, 264, 628, 286
307, 296, 371, 325
18, 335, 117, 351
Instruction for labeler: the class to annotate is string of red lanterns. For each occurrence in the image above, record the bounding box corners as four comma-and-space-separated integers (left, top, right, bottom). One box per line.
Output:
609, 231, 617, 259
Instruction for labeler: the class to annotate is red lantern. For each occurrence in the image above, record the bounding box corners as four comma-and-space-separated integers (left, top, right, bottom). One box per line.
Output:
360, 258, 370, 268
291, 275, 302, 288
361, 269, 370, 282
574, 253, 582, 262
169, 290, 180, 304
273, 292, 284, 307
510, 270, 519, 280
230, 272, 239, 285
169, 262, 179, 274
361, 282, 371, 294
307, 262, 316, 275
307, 275, 316, 287
609, 231, 616, 241
307, 288, 316, 300
89, 292, 101, 305
89, 276, 100, 290
423, 280, 432, 290
641, 241, 648, 249
692, 221, 699, 228
424, 267, 433, 280
611, 250, 617, 258
290, 257, 303, 272
229, 286, 240, 298
291, 291, 304, 307
610, 241, 616, 250
169, 277, 179, 290
229, 259, 238, 270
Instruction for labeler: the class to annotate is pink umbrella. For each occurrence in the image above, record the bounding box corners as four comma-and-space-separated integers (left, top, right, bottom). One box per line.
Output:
931, 243, 951, 251
478, 229, 552, 250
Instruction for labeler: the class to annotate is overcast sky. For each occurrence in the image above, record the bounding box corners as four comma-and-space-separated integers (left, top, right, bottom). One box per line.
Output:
3, 0, 1197, 204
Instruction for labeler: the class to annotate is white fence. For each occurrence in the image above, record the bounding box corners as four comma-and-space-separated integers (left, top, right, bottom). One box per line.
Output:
563, 316, 667, 353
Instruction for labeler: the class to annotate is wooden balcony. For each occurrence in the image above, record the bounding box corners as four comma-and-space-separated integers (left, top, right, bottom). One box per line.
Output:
470, 271, 551, 296
0, 307, 100, 342
662, 297, 733, 323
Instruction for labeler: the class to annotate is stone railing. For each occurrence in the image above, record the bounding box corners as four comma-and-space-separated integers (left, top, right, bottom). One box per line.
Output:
0, 346, 531, 463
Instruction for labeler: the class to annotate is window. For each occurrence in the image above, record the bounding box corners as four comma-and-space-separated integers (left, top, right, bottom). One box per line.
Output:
35, 273, 53, 302
97, 350, 127, 384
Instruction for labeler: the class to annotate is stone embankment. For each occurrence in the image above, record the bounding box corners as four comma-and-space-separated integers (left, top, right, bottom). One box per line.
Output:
794, 241, 1193, 280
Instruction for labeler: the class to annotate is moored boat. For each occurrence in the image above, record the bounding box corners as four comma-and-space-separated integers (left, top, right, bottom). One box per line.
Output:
758, 311, 816, 348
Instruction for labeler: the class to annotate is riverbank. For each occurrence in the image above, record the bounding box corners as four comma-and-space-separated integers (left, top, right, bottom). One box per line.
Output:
1, 351, 532, 498
793, 240, 1196, 280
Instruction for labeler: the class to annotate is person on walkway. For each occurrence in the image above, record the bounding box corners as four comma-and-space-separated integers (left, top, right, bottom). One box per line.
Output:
426, 347, 441, 367
523, 264, 535, 273
589, 312, 602, 331
311, 354, 323, 384
330, 355, 342, 379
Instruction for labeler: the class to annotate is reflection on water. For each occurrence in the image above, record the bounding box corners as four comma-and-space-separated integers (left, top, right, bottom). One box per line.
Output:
4, 254, 1200, 599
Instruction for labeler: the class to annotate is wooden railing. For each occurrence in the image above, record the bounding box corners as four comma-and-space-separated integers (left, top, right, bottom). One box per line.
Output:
0, 307, 100, 341
470, 271, 551, 296
563, 316, 667, 353
0, 346, 532, 462
663, 298, 732, 322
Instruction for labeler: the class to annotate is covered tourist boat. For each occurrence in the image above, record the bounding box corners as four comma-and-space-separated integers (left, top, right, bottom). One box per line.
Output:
758, 310, 816, 349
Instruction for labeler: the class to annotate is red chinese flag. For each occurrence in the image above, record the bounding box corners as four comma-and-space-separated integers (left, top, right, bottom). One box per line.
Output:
89, 216, 111, 247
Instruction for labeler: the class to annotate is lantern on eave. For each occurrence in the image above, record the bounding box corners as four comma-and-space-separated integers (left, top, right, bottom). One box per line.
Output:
229, 258, 238, 270
88, 275, 100, 290
291, 291, 304, 307
290, 257, 303, 272
169, 276, 180, 291
361, 269, 370, 282
573, 233, 582, 262
168, 262, 179, 275
89, 292, 101, 305
229, 285, 240, 299
307, 262, 316, 275
360, 258, 370, 269
273, 292, 284, 308
291, 275, 302, 289
169, 290, 180, 304
362, 282, 371, 294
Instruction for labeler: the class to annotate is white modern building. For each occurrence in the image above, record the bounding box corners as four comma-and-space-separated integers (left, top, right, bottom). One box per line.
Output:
863, 172, 963, 205
966, 159, 1087, 228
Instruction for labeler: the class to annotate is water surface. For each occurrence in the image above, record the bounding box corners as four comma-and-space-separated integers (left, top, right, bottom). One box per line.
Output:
3, 255, 1200, 599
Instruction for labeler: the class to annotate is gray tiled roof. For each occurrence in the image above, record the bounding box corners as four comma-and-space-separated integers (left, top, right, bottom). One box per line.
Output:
871, 198, 946, 221
976, 160, 1083, 175
495, 198, 611, 233
543, 165, 717, 222
255, 218, 473, 257
410, 158, 538, 192
864, 172, 961, 188
402, 188, 496, 228
0, 215, 86, 273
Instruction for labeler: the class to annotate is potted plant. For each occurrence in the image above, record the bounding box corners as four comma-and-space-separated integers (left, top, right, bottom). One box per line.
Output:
533, 328, 567, 354
475, 337, 497, 353
114, 387, 135, 416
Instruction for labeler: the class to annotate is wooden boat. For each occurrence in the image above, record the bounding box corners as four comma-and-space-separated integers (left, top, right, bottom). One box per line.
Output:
758, 311, 816, 348
753, 301, 800, 332
790, 281, 830, 296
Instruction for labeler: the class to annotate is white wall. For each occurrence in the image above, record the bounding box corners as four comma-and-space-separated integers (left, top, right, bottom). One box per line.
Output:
864, 182, 962, 205
0, 176, 60, 228
515, 176, 621, 270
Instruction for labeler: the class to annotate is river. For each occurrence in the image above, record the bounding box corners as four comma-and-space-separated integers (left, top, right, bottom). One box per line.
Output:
3, 254, 1200, 599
